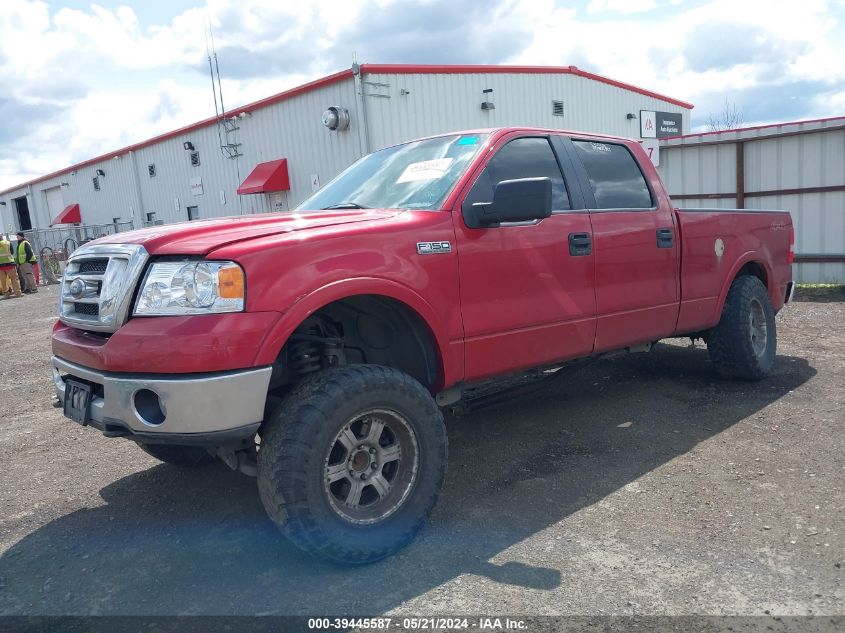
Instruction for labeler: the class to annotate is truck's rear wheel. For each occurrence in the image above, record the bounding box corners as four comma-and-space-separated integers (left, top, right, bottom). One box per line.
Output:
707, 275, 776, 380
137, 443, 218, 467
257, 365, 447, 564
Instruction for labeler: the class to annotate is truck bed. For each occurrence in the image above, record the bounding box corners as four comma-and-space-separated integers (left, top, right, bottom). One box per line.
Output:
674, 208, 793, 334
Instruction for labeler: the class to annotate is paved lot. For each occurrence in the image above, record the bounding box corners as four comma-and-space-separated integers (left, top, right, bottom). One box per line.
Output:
0, 286, 842, 616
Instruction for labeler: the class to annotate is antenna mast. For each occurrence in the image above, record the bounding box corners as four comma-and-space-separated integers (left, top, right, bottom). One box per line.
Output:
208, 24, 242, 159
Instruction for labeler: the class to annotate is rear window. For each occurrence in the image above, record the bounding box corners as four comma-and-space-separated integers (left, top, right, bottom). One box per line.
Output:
571, 141, 653, 209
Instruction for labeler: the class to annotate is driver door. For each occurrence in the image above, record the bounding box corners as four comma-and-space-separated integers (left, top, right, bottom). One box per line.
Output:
453, 134, 597, 381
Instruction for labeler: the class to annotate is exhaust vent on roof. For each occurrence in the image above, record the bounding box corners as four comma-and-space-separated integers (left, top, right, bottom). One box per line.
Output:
148, 163, 156, 177
552, 100, 565, 117
190, 151, 200, 167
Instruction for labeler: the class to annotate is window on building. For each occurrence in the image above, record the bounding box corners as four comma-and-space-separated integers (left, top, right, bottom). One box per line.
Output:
146, 212, 157, 225
187, 206, 199, 221
552, 100, 564, 116
148, 164, 156, 177
92, 176, 100, 191
463, 137, 571, 214
571, 140, 653, 209
190, 151, 200, 167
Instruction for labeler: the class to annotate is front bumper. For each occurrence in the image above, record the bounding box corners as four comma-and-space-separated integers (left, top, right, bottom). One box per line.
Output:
51, 356, 272, 445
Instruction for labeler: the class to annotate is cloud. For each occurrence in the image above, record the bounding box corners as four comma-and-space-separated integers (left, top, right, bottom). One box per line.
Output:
587, 0, 658, 14
0, 96, 65, 144
0, 0, 843, 190
682, 21, 808, 74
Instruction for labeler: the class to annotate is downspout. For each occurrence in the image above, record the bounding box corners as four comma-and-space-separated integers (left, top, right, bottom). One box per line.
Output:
352, 63, 370, 156
128, 151, 145, 229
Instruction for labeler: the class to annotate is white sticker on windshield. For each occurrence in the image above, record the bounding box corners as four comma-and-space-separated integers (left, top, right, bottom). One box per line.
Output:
396, 158, 454, 183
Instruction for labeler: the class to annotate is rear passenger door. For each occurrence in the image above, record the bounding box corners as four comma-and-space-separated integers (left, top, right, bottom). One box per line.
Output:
565, 138, 680, 353
453, 133, 597, 381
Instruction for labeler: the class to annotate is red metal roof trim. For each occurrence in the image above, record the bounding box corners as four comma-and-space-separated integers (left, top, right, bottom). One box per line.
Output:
661, 115, 845, 141
360, 64, 694, 109
51, 203, 81, 226
237, 159, 290, 194
1, 64, 692, 196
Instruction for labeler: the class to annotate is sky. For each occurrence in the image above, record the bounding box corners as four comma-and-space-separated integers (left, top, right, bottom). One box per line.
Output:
1, 0, 844, 190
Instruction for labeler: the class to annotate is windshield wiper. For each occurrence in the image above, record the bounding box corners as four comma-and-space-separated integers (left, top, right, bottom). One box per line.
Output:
321, 202, 370, 209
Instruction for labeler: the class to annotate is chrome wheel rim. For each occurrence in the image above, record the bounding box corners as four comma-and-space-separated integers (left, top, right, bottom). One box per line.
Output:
749, 297, 768, 358
324, 409, 419, 525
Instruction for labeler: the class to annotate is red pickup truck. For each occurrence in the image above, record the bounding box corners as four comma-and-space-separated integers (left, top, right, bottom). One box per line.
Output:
52, 127, 794, 563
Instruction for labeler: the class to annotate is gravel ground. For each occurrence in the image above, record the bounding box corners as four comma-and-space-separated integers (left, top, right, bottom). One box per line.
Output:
0, 285, 842, 617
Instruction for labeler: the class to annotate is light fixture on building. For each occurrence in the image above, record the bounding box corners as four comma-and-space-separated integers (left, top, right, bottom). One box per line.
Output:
0, 201, 6, 206
626, 113, 637, 120
183, 141, 195, 151
322, 106, 350, 131
60, 182, 69, 188
481, 88, 495, 111
95, 169, 105, 177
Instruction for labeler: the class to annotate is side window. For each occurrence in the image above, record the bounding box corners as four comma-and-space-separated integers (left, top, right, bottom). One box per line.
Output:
571, 141, 653, 209
463, 137, 571, 213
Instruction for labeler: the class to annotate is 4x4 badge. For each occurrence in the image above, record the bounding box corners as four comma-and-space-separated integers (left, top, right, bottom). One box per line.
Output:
416, 241, 452, 255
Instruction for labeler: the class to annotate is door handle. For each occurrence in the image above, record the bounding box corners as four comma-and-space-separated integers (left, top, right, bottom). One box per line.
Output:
656, 228, 674, 249
569, 232, 592, 256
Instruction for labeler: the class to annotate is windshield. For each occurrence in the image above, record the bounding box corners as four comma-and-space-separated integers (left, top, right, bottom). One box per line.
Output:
297, 133, 489, 211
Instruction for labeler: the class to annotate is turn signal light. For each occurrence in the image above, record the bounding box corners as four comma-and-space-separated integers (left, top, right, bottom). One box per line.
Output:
218, 265, 245, 299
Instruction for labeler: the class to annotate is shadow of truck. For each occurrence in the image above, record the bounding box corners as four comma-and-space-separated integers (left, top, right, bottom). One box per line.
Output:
0, 343, 815, 615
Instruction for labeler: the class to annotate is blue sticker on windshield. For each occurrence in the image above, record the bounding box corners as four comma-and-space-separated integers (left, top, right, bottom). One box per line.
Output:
457, 136, 479, 145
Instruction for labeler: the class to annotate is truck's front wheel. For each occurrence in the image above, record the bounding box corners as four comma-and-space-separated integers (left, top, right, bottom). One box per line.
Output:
707, 275, 777, 380
257, 365, 447, 564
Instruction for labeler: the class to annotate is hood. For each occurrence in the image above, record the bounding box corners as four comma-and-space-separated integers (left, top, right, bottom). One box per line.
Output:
92, 210, 401, 256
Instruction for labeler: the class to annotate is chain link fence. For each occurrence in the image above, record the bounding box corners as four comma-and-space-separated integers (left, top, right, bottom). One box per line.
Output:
17, 222, 135, 285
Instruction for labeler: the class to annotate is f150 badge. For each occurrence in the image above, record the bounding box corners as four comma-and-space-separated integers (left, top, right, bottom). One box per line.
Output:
417, 241, 452, 255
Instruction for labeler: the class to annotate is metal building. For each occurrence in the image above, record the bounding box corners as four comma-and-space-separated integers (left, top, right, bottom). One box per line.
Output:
658, 117, 845, 283
0, 63, 691, 237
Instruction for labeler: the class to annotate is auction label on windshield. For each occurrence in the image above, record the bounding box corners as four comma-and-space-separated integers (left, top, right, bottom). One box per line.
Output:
397, 158, 454, 183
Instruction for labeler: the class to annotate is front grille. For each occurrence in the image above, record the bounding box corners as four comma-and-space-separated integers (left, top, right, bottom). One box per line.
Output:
59, 244, 148, 333
78, 259, 109, 274
73, 302, 99, 316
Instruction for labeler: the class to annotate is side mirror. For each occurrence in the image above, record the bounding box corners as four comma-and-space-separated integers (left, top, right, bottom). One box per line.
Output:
472, 177, 552, 227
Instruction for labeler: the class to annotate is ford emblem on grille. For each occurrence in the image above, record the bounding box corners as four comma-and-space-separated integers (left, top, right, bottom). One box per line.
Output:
69, 278, 86, 299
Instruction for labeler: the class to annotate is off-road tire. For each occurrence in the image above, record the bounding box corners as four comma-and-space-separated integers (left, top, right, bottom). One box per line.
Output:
137, 443, 218, 467
707, 275, 777, 380
257, 365, 447, 565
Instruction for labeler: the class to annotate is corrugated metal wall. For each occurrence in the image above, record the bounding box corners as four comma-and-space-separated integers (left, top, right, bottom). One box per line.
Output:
363, 72, 688, 151
0, 69, 688, 234
660, 118, 845, 283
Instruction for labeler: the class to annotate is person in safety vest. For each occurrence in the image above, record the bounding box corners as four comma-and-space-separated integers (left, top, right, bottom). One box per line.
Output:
14, 232, 38, 294
0, 234, 22, 299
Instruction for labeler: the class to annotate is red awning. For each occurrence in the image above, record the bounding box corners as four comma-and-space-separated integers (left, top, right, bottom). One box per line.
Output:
51, 203, 81, 226
237, 159, 290, 194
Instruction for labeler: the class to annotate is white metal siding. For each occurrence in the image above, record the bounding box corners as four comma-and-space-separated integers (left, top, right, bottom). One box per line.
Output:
0, 70, 690, 236
361, 72, 688, 151
659, 120, 845, 283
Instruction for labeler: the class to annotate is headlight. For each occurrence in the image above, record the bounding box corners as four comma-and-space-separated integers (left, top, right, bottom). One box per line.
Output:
133, 260, 245, 316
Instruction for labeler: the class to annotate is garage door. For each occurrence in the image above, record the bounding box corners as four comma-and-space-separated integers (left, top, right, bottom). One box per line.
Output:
45, 187, 64, 224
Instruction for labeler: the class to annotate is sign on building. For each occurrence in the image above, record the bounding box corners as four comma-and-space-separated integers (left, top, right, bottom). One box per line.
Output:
190, 177, 204, 197
640, 110, 682, 139
639, 139, 660, 166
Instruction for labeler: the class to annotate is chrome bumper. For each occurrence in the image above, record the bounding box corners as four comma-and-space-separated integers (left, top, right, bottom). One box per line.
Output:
51, 356, 272, 444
